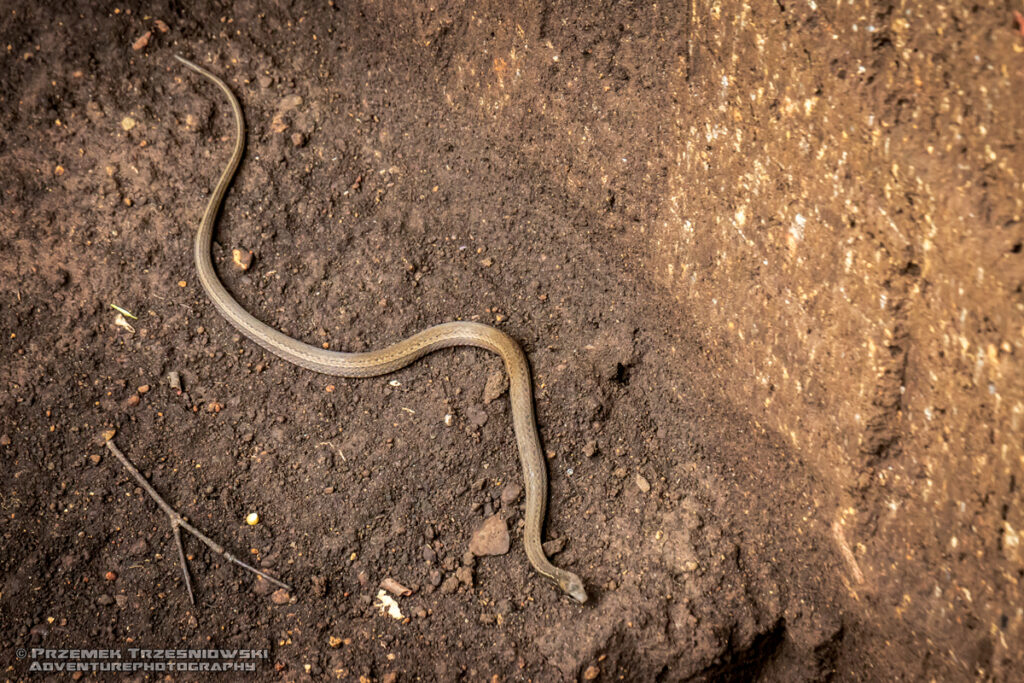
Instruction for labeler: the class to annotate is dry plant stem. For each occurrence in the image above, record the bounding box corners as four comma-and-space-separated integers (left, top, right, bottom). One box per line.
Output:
104, 438, 293, 603
173, 526, 196, 604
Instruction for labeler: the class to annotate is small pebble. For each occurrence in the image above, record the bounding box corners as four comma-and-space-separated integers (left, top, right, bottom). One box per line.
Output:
635, 474, 651, 493
380, 577, 412, 596
291, 132, 305, 147
469, 515, 510, 556
583, 665, 600, 680
124, 394, 140, 407
132, 31, 152, 51
89, 454, 101, 465
500, 483, 522, 505
280, 94, 303, 110
482, 372, 507, 404
542, 538, 566, 556
137, 384, 150, 394
0, 434, 10, 446
246, 512, 259, 525
270, 588, 291, 605
104, 571, 118, 581
440, 575, 460, 594
252, 576, 274, 595
455, 566, 473, 586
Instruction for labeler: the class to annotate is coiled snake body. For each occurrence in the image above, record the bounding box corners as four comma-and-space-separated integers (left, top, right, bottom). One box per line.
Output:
174, 55, 587, 603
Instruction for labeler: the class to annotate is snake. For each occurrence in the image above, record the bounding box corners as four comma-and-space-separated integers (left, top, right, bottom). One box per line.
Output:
174, 55, 588, 603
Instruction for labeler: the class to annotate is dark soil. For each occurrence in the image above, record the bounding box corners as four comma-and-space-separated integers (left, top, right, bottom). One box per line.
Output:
3, 2, 855, 680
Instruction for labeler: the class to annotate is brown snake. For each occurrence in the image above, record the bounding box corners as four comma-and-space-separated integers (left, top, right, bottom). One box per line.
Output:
175, 55, 587, 603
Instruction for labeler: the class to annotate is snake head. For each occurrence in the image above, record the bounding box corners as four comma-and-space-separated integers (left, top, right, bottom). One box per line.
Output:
560, 574, 588, 604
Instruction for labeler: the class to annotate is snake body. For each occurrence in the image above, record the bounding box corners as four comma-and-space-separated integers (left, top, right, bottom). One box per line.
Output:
175, 55, 587, 603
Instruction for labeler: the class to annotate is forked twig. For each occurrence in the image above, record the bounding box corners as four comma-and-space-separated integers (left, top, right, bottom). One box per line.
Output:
104, 437, 292, 603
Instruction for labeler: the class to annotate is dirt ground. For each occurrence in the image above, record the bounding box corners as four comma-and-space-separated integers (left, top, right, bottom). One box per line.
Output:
2, 1, 1008, 681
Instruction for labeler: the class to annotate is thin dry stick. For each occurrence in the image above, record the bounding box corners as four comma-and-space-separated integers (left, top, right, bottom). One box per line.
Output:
105, 437, 292, 603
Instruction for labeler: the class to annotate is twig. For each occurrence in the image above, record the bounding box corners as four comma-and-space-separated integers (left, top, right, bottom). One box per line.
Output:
109, 303, 138, 319
104, 437, 293, 604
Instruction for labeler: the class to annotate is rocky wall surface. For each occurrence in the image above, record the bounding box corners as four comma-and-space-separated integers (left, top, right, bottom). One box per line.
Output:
654, 1, 1023, 676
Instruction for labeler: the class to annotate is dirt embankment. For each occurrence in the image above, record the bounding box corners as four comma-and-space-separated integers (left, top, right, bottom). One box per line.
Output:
654, 1, 1024, 678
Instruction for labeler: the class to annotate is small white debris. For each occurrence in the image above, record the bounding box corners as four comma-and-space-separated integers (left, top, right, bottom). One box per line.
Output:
375, 589, 404, 620
114, 313, 135, 334
245, 512, 259, 526
444, 414, 454, 426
